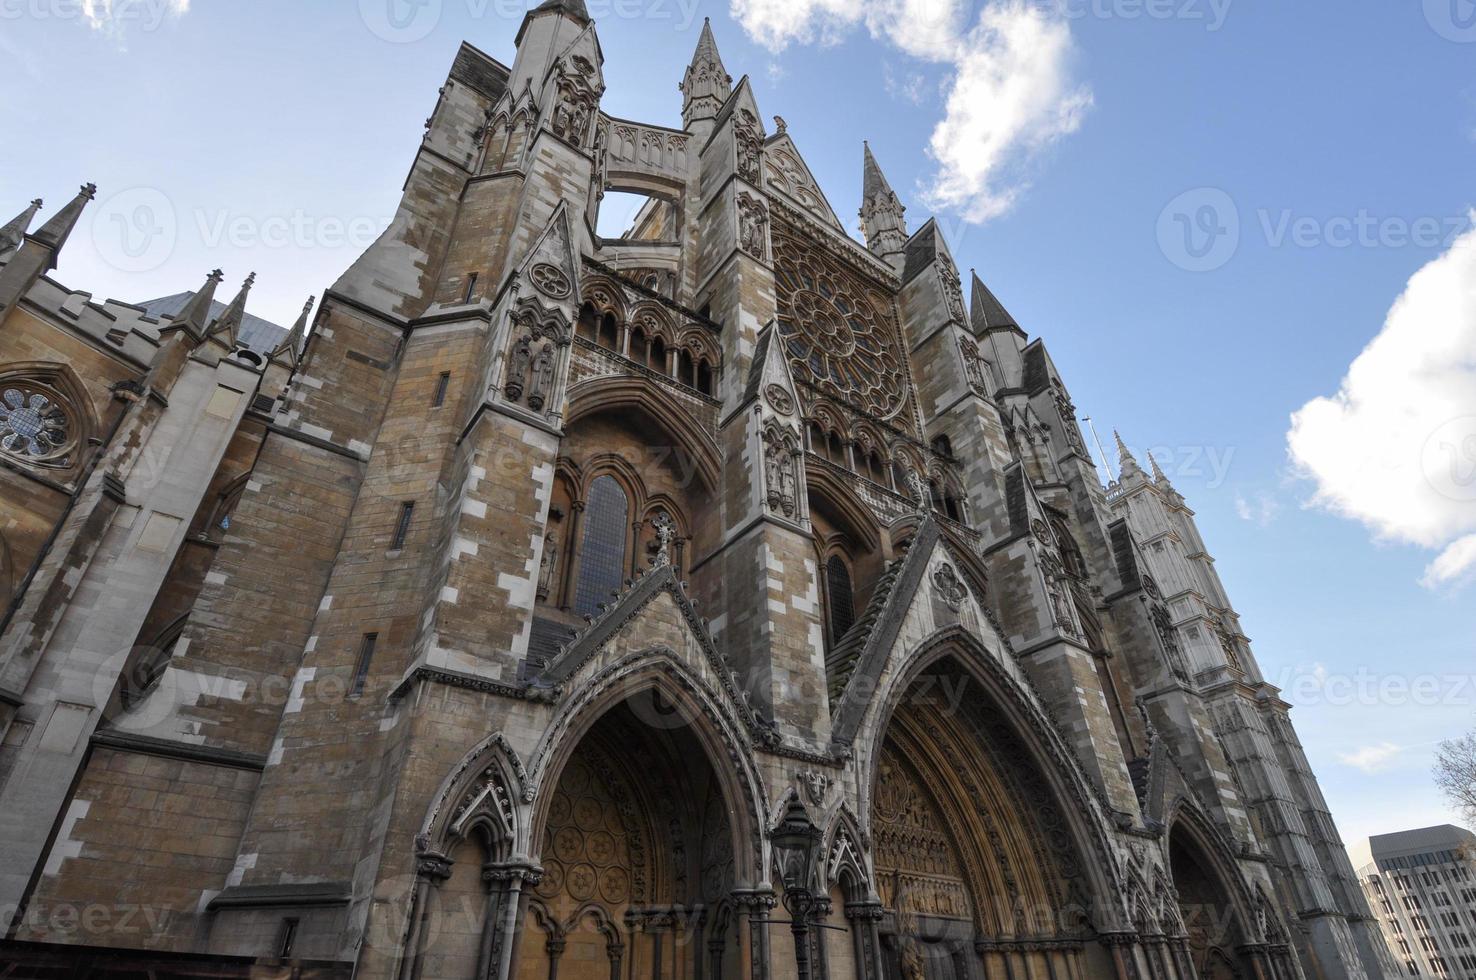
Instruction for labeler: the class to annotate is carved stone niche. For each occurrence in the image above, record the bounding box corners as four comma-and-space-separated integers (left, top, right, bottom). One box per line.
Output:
762, 423, 799, 519
737, 193, 769, 261
503, 301, 570, 415
734, 109, 764, 184
550, 65, 599, 149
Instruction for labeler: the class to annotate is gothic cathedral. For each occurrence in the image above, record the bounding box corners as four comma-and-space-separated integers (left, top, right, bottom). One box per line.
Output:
0, 4, 1391, 980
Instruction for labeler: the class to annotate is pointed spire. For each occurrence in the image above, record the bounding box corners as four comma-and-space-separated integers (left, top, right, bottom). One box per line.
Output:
0, 199, 43, 256
273, 295, 315, 365
859, 142, 907, 268
1116, 431, 1146, 482
681, 18, 731, 130
27, 183, 95, 272
1147, 451, 1170, 485
969, 270, 1019, 333
161, 270, 225, 342
206, 272, 255, 348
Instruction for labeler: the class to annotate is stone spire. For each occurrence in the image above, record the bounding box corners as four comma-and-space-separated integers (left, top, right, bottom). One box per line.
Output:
1147, 451, 1169, 485
860, 142, 907, 269
969, 270, 1019, 333
1115, 431, 1147, 484
159, 269, 225, 343
272, 295, 315, 367
27, 183, 96, 272
680, 18, 731, 131
0, 198, 43, 257
206, 272, 256, 349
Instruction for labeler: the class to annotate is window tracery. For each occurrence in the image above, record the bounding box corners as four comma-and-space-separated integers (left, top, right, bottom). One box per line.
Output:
773, 224, 907, 422
825, 553, 856, 643
0, 379, 78, 469
573, 475, 629, 617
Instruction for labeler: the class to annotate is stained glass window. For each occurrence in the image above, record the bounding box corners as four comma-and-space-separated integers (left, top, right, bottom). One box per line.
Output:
574, 475, 629, 617
827, 555, 855, 642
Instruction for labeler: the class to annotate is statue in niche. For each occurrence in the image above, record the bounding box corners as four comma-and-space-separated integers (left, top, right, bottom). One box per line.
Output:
505, 335, 532, 403
537, 532, 558, 601
528, 343, 555, 412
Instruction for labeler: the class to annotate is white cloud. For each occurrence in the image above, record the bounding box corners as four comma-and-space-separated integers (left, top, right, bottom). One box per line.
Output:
1287, 214, 1476, 591
81, 0, 190, 33
1234, 490, 1280, 527
925, 2, 1092, 221
730, 0, 1091, 222
1337, 742, 1402, 774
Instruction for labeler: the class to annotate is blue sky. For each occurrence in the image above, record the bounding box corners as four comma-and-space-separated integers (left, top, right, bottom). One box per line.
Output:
3, 0, 1474, 864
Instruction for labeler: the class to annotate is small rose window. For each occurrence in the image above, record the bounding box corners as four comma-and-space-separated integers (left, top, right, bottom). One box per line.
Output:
0, 382, 76, 467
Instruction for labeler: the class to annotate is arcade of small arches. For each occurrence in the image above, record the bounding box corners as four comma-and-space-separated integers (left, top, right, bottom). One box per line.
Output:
803, 409, 969, 526
395, 646, 1297, 980
575, 279, 720, 398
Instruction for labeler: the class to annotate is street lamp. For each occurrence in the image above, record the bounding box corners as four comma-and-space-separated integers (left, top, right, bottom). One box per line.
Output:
771, 798, 823, 980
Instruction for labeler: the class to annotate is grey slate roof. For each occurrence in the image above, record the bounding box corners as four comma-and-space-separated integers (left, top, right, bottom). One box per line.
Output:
139, 293, 287, 353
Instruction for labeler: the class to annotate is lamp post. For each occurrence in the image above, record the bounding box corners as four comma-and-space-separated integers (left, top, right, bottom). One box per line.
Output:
771, 798, 823, 980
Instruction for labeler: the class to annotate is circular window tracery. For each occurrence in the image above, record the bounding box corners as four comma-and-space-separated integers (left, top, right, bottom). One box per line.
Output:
773, 226, 907, 421
0, 382, 76, 467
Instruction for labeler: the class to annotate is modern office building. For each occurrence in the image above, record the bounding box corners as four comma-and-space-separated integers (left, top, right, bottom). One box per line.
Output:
1359, 826, 1476, 979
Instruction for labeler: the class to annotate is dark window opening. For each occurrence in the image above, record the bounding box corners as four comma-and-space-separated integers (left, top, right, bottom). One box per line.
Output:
696, 359, 714, 396
577, 304, 599, 341
573, 475, 629, 617
826, 555, 856, 643
931, 435, 953, 457
650, 336, 667, 373
631, 327, 648, 365
462, 272, 479, 305
433, 372, 451, 408
598, 313, 619, 350
391, 502, 414, 550
277, 918, 299, 959
351, 633, 378, 698
678, 348, 696, 387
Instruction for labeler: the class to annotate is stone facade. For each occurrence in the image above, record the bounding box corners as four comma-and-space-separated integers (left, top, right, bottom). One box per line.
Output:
0, 5, 1388, 980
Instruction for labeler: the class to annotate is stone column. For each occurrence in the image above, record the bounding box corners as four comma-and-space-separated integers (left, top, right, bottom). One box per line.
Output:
400, 847, 453, 980
847, 901, 885, 980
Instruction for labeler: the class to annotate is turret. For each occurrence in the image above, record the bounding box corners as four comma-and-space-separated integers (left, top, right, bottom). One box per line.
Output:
860, 142, 907, 271
0, 183, 95, 326
1115, 430, 1147, 487
680, 18, 731, 135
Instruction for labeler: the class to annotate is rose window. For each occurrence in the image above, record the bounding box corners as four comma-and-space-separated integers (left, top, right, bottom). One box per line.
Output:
0, 384, 74, 466
773, 227, 907, 420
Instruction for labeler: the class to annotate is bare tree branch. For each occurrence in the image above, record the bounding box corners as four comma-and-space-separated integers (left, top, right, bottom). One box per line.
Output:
1434, 733, 1476, 829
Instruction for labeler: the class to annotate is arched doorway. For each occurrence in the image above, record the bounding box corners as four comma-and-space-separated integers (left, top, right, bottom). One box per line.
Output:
870, 655, 1102, 980
1168, 820, 1251, 980
515, 692, 742, 980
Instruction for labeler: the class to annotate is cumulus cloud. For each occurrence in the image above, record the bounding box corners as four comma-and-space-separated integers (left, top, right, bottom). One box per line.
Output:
1287, 214, 1476, 590
729, 0, 1091, 222
1337, 742, 1402, 774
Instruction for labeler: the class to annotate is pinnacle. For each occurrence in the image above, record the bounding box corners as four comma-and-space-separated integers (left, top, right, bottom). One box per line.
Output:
0, 198, 44, 254
861, 141, 896, 205
165, 269, 225, 341
1147, 451, 1171, 485
969, 270, 1018, 332
28, 183, 96, 270
1115, 430, 1145, 480
207, 272, 257, 348
274, 295, 315, 364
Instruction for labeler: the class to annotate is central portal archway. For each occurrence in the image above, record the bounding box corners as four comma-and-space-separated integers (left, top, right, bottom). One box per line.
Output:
515, 692, 740, 980
870, 654, 1105, 980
